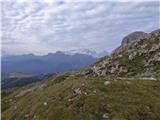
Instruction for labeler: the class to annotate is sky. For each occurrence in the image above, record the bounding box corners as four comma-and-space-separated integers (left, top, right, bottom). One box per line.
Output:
1, 0, 160, 55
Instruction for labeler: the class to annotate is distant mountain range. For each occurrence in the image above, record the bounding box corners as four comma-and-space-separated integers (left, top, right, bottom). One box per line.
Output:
2, 49, 109, 76
2, 51, 96, 76
2, 49, 108, 59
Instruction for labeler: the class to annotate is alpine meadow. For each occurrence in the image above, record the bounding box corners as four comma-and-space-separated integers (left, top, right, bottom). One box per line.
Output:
1, 0, 160, 120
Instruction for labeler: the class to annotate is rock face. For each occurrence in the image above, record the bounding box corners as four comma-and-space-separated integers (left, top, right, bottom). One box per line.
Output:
90, 29, 160, 77
121, 31, 150, 47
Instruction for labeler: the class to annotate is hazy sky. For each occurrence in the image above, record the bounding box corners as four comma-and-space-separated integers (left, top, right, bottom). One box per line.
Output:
2, 0, 160, 55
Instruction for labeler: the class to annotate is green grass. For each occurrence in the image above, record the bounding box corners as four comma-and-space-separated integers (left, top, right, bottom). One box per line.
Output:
2, 75, 160, 120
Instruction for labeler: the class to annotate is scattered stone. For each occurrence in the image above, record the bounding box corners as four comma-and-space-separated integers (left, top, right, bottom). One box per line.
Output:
128, 53, 135, 60
102, 113, 109, 119
74, 88, 82, 95
118, 54, 122, 58
33, 115, 37, 119
110, 67, 116, 74
104, 81, 110, 86
81, 83, 85, 86
101, 70, 106, 76
126, 81, 131, 84
14, 106, 17, 110
68, 98, 73, 102
43, 102, 48, 106
93, 90, 97, 93
25, 114, 29, 117
119, 67, 128, 73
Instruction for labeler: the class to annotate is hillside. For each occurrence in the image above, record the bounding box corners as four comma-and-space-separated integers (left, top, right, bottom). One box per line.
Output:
89, 29, 160, 78
2, 74, 160, 120
2, 29, 160, 120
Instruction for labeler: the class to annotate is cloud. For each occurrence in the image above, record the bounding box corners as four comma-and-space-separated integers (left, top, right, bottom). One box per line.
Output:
4, 0, 158, 2
2, 0, 160, 55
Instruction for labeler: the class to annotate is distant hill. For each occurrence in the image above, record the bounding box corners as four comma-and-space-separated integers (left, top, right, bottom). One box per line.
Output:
2, 51, 95, 76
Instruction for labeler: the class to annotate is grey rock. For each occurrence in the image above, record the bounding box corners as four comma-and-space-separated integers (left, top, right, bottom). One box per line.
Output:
122, 31, 150, 47
73, 88, 82, 95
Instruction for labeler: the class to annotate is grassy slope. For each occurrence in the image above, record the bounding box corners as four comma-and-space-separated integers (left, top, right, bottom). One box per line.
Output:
2, 74, 160, 120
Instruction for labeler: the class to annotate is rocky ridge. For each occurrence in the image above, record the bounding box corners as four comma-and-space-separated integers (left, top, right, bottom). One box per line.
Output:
89, 29, 160, 77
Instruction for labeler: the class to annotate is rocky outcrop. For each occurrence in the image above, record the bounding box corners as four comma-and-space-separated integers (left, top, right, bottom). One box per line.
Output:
90, 29, 160, 78
121, 31, 150, 47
